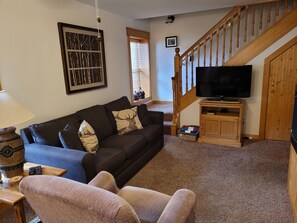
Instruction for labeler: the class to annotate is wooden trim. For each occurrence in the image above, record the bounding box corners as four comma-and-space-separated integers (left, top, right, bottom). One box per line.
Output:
126, 27, 150, 39
126, 28, 151, 103
152, 100, 173, 104
259, 36, 297, 139
0, 82, 2, 91
180, 87, 197, 110
132, 97, 152, 106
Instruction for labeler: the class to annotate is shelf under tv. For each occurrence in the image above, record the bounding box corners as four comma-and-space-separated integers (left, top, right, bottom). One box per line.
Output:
204, 97, 241, 103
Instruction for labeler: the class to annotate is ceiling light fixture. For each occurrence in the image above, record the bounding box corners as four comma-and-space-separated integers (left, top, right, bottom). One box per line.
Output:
165, 16, 175, 24
95, 0, 101, 39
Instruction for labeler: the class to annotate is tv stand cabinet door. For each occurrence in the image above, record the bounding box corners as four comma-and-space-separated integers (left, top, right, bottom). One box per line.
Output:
201, 118, 220, 137
220, 118, 238, 139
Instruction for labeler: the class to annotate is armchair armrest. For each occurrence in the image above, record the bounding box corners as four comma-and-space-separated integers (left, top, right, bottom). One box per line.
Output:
157, 189, 196, 223
88, 171, 119, 193
24, 143, 88, 183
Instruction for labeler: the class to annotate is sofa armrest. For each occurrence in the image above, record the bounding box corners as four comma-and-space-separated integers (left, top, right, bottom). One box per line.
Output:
149, 111, 164, 126
157, 189, 196, 223
24, 143, 88, 183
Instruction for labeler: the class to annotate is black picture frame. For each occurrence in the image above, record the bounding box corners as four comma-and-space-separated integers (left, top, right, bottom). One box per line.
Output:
165, 36, 177, 48
58, 22, 107, 94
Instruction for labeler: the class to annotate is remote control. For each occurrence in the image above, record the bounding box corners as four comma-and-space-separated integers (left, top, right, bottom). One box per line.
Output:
35, 166, 42, 175
29, 166, 42, 175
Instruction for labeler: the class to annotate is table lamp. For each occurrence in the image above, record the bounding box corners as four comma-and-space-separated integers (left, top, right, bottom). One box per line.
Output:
0, 86, 34, 183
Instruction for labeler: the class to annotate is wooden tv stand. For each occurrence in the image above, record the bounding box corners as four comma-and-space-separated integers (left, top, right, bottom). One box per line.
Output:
198, 99, 244, 148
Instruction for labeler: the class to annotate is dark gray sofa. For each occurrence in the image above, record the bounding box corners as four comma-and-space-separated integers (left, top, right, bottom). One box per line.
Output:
20, 97, 164, 187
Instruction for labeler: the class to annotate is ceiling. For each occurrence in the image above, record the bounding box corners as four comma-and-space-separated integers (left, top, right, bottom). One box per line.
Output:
77, 0, 267, 19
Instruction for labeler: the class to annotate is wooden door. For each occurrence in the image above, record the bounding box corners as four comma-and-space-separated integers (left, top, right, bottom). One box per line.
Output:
265, 42, 297, 140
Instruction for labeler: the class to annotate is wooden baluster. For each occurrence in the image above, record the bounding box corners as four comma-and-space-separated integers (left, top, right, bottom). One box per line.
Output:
267, 2, 271, 28
229, 15, 233, 59
251, 5, 255, 40
203, 39, 206, 66
236, 8, 241, 53
259, 3, 263, 34
209, 33, 213, 66
216, 29, 219, 66
222, 21, 226, 64
275, 1, 279, 22
244, 6, 248, 47
285, 0, 288, 15
191, 51, 194, 88
185, 55, 188, 93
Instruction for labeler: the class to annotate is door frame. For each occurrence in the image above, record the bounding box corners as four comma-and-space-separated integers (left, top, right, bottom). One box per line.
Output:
259, 36, 297, 139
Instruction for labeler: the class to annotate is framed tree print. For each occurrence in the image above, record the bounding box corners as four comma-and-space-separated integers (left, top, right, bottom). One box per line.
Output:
58, 22, 107, 94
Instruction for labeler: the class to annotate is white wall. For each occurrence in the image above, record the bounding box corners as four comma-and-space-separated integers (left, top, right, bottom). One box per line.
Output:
150, 8, 230, 101
181, 27, 297, 136
0, 0, 150, 129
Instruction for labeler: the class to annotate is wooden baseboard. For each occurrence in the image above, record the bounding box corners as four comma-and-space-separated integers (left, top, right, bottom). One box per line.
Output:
152, 100, 173, 104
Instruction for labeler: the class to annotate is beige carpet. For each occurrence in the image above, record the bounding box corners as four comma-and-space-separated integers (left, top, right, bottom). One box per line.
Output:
127, 135, 293, 223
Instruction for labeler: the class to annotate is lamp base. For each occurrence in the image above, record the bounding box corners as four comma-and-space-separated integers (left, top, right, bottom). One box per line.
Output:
0, 127, 24, 181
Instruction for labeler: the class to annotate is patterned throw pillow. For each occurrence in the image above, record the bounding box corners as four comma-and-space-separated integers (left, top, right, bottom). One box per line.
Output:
78, 120, 99, 153
112, 107, 143, 135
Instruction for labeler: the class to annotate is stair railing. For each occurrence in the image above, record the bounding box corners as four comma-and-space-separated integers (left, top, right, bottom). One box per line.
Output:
171, 0, 297, 134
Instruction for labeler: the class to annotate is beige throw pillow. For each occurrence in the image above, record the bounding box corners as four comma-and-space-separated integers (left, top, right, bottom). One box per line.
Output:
78, 120, 99, 153
112, 107, 143, 135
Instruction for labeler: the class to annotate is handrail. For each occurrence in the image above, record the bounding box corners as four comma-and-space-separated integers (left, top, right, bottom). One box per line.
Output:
180, 6, 245, 59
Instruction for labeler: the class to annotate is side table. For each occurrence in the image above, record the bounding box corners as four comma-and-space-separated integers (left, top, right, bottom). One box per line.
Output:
0, 162, 67, 223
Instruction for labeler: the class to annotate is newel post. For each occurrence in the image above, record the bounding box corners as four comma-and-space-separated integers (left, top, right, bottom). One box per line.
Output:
174, 47, 181, 113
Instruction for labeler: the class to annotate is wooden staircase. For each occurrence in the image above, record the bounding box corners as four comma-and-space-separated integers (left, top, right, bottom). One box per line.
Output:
171, 0, 297, 135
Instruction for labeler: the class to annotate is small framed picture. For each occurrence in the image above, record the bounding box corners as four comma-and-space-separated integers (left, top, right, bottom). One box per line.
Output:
165, 36, 177, 48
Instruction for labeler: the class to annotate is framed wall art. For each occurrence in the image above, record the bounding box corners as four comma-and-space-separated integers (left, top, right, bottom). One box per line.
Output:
58, 22, 107, 94
165, 36, 177, 48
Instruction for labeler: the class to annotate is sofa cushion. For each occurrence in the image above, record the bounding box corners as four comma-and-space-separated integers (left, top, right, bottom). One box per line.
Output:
29, 114, 80, 147
76, 105, 113, 141
127, 124, 163, 144
58, 121, 84, 151
78, 120, 99, 154
104, 96, 131, 133
100, 134, 146, 159
137, 104, 152, 127
94, 148, 126, 173
112, 107, 143, 135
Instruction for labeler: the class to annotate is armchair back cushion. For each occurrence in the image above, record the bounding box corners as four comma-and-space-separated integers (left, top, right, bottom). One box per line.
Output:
19, 176, 140, 223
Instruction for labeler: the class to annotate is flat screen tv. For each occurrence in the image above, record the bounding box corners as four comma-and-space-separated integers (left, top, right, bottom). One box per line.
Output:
196, 65, 252, 100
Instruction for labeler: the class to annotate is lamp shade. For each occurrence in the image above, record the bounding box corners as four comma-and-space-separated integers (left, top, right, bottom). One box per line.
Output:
0, 90, 34, 129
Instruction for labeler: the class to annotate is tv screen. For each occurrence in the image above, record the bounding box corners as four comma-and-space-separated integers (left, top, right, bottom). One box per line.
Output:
196, 65, 252, 99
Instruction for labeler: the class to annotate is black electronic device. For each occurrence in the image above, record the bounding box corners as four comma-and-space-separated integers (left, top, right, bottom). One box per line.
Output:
29, 166, 42, 175
196, 65, 252, 100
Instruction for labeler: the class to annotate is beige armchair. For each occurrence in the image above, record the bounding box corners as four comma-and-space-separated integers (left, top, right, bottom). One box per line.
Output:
19, 171, 196, 223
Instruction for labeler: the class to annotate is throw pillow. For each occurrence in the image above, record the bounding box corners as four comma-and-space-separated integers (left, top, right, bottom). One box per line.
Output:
104, 96, 132, 133
78, 120, 99, 153
58, 121, 84, 151
112, 107, 143, 135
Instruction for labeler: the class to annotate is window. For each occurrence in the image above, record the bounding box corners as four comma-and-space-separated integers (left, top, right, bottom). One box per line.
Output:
127, 28, 151, 104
